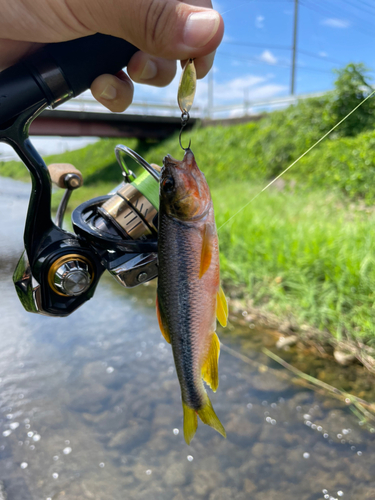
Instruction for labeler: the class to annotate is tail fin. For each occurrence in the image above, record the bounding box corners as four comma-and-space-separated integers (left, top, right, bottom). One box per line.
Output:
183, 396, 226, 445
198, 397, 226, 439
183, 401, 198, 445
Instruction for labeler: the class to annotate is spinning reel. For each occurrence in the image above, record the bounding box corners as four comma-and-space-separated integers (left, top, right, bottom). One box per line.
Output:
0, 34, 161, 316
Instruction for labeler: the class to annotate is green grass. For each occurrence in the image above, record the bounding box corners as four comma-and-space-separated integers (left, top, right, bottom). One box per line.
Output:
213, 183, 375, 342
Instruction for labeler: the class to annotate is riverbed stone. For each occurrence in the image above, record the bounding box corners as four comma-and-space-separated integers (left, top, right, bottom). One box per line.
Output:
164, 462, 191, 487
276, 335, 298, 349
225, 414, 261, 446
193, 469, 222, 496
209, 487, 238, 500
68, 385, 110, 413
333, 349, 357, 366
250, 373, 290, 392
108, 422, 150, 450
244, 478, 257, 494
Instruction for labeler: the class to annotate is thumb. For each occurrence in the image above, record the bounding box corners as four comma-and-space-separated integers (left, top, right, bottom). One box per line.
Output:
70, 0, 224, 61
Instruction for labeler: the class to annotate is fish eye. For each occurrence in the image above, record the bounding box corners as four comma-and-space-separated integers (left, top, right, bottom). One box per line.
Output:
162, 176, 175, 193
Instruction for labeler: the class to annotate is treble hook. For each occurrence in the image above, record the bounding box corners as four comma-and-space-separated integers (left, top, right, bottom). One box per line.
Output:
179, 111, 191, 151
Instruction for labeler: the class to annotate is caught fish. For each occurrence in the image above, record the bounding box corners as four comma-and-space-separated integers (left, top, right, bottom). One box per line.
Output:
156, 148, 228, 444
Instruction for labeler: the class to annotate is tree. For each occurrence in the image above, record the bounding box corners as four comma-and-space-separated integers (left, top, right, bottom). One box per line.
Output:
327, 63, 374, 137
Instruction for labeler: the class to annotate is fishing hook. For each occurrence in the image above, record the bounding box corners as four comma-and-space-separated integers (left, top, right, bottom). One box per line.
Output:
179, 111, 191, 151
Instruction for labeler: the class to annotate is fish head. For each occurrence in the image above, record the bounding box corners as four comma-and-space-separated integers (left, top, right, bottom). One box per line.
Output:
160, 149, 211, 221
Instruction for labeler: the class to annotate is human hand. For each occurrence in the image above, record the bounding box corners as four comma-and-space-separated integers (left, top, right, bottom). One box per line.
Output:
0, 0, 223, 112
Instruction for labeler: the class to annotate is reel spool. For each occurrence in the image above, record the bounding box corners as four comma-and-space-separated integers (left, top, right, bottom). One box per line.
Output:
71, 145, 160, 289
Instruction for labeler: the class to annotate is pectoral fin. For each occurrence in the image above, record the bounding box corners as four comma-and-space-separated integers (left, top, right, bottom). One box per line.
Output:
199, 224, 215, 279
156, 295, 171, 344
216, 286, 228, 327
202, 332, 220, 392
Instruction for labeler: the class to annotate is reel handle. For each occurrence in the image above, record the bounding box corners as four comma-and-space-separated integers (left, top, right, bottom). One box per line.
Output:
48, 163, 83, 189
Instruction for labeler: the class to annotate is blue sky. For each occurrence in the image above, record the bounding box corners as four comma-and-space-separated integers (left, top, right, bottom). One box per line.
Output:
1, 0, 374, 159
134, 0, 375, 112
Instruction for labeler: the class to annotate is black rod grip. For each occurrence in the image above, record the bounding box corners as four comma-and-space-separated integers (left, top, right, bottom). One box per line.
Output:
43, 34, 139, 96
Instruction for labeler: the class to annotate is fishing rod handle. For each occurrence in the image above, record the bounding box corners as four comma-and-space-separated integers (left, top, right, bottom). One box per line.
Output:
37, 34, 139, 97
0, 34, 138, 126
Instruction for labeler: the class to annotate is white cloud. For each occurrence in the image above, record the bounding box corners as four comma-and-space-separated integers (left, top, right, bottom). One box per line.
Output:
210, 76, 286, 104
132, 70, 286, 117
247, 84, 287, 101
259, 50, 278, 65
319, 51, 328, 57
321, 18, 350, 28
222, 33, 234, 43
255, 15, 264, 28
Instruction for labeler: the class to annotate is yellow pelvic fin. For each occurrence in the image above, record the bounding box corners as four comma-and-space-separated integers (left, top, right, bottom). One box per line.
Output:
182, 401, 198, 445
156, 295, 171, 344
198, 396, 226, 439
202, 332, 220, 392
216, 286, 228, 327
199, 224, 215, 279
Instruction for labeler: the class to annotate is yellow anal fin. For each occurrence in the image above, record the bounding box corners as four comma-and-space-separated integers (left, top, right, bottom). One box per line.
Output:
202, 332, 220, 392
199, 224, 215, 279
198, 396, 226, 438
156, 295, 171, 344
183, 401, 198, 445
216, 286, 228, 327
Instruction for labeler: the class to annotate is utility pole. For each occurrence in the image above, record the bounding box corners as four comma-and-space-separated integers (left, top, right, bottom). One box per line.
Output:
290, 0, 299, 95
208, 69, 214, 118
244, 87, 249, 115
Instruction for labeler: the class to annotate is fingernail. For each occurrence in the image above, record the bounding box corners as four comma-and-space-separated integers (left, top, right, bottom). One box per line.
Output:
183, 11, 220, 48
140, 59, 157, 80
100, 85, 117, 100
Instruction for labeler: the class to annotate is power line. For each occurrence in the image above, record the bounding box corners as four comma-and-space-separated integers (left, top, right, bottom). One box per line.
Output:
356, 0, 375, 12
301, 0, 375, 38
298, 49, 346, 65
217, 51, 334, 73
339, 0, 375, 17
223, 41, 291, 51
223, 41, 347, 65
325, 0, 375, 26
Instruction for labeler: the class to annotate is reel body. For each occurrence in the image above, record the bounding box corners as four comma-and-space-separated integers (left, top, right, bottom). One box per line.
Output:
13, 145, 160, 317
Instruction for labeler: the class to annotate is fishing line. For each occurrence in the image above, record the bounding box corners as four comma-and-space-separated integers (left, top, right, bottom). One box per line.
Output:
217, 88, 375, 231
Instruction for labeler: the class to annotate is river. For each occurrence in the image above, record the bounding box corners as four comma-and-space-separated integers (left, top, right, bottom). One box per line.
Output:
0, 177, 374, 500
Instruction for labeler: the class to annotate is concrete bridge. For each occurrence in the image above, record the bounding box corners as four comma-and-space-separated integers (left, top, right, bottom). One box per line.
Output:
28, 91, 326, 139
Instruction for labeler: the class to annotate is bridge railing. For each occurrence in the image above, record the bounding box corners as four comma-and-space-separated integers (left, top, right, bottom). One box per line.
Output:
58, 90, 328, 118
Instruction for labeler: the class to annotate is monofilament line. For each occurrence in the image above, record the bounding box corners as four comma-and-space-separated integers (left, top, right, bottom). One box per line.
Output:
218, 89, 375, 231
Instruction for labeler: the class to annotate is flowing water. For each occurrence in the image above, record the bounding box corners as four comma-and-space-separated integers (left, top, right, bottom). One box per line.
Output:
0, 178, 375, 500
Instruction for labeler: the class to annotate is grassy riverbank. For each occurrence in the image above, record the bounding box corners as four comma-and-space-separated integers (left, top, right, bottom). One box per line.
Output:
2, 65, 375, 345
